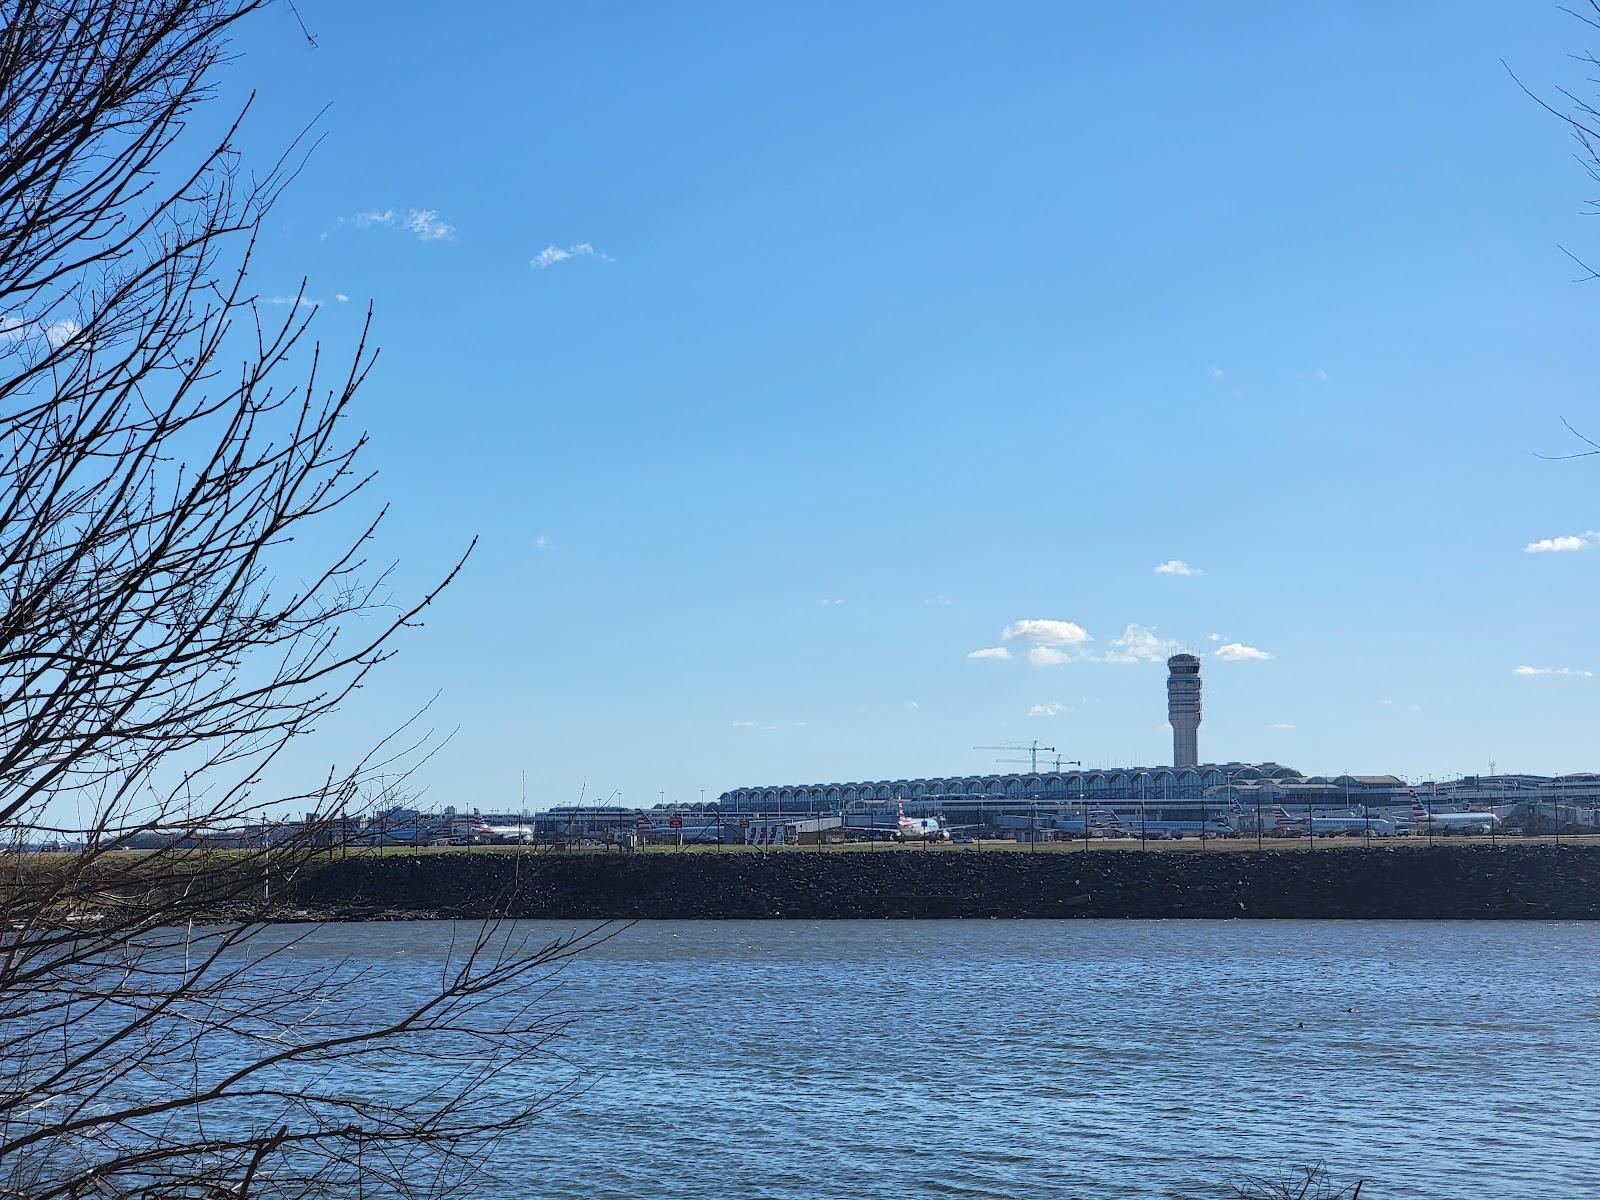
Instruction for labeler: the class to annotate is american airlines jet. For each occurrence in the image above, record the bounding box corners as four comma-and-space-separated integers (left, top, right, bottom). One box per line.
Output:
893, 799, 949, 841
470, 810, 536, 843
1270, 806, 1397, 837
1409, 798, 1501, 835
1103, 807, 1236, 838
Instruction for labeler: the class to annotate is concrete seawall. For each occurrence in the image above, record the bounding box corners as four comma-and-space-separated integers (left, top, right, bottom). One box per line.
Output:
287, 844, 1600, 920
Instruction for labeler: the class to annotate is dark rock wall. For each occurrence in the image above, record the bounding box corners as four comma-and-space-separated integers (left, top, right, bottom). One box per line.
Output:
288, 845, 1600, 920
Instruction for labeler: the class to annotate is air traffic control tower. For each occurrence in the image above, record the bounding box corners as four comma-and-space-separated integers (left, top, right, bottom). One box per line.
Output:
1166, 653, 1201, 769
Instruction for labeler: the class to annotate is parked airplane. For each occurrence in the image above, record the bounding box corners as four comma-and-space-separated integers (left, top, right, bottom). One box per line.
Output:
1270, 806, 1398, 837
1088, 808, 1236, 838
839, 800, 948, 841
893, 800, 949, 841
470, 810, 536, 844
1408, 799, 1501, 834
1055, 808, 1131, 836
1126, 817, 1237, 838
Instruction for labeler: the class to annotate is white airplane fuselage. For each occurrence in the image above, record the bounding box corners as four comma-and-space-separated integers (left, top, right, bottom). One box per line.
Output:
1414, 810, 1502, 832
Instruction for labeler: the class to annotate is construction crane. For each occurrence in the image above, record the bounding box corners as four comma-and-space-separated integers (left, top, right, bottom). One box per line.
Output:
994, 754, 1083, 774
974, 742, 1056, 773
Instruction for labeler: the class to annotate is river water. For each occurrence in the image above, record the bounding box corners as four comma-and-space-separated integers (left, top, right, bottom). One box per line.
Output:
277, 920, 1597, 1198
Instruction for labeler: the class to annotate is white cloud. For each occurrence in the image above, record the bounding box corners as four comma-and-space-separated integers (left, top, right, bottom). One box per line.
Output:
342, 208, 454, 241
1513, 665, 1593, 677
1096, 624, 1181, 664
1267, 722, 1296, 730
1002, 619, 1091, 646
1154, 559, 1201, 576
533, 534, 551, 551
335, 293, 350, 303
967, 646, 1011, 661
1028, 702, 1067, 717
817, 598, 844, 607
266, 295, 320, 310
1209, 366, 1225, 379
1215, 642, 1271, 662
1523, 533, 1597, 554
404, 209, 454, 241
732, 720, 756, 727
1029, 646, 1070, 666
924, 595, 953, 607
532, 242, 611, 269
1206, 632, 1224, 642
905, 700, 920, 710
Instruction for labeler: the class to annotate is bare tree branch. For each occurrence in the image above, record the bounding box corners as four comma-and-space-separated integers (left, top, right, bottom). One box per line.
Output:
0, 5, 589, 1196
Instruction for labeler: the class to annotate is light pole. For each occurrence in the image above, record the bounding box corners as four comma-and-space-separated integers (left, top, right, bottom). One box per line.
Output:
1491, 780, 1499, 848
1349, 772, 1365, 847
1079, 777, 1090, 853
1428, 780, 1435, 848
1557, 776, 1564, 846
1138, 771, 1149, 851
1056, 759, 1081, 849
1241, 771, 1259, 851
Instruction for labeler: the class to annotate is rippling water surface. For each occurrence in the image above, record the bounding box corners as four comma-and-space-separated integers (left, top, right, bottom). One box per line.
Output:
290, 921, 1599, 1198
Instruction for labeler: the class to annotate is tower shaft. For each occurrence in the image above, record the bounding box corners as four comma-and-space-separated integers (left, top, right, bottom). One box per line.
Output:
1167, 653, 1201, 769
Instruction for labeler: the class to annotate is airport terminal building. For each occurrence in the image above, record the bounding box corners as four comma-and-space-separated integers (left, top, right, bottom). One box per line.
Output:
717, 763, 1403, 822
713, 766, 1600, 829
709, 657, 1600, 830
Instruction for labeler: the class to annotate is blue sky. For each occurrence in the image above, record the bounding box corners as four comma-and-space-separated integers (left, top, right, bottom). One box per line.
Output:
220, 2, 1600, 809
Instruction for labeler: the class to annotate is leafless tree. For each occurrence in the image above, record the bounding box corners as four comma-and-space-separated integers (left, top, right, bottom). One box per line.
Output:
0, 3, 598, 1195
1515, 1, 1600, 458
1232, 1165, 1363, 1200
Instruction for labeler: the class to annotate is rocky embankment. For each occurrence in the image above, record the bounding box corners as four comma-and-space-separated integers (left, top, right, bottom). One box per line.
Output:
283, 844, 1600, 920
